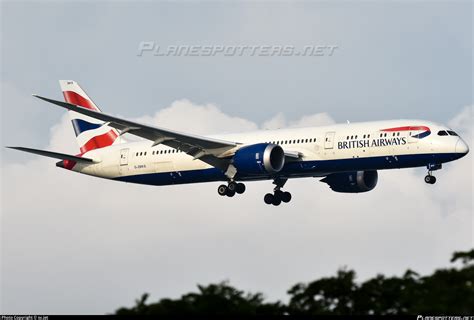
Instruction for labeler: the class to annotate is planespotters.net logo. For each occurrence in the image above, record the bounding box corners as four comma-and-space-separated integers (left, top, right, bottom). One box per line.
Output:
137, 42, 339, 57
417, 316, 474, 320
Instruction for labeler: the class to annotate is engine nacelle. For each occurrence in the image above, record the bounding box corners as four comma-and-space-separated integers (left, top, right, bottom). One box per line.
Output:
321, 170, 378, 193
232, 143, 285, 175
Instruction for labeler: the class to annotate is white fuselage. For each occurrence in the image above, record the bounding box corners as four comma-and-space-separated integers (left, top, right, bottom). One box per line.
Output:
69, 119, 468, 186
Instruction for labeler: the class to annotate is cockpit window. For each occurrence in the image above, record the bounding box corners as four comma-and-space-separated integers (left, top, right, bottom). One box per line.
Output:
447, 130, 458, 136
437, 130, 448, 136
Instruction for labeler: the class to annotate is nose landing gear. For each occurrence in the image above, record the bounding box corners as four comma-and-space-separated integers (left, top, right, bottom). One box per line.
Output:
424, 173, 437, 184
425, 163, 441, 185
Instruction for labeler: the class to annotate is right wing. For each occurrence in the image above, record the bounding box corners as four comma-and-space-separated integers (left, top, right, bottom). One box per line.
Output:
33, 95, 239, 170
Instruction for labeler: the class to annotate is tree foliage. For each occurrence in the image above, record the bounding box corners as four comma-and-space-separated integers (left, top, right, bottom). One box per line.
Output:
115, 249, 474, 315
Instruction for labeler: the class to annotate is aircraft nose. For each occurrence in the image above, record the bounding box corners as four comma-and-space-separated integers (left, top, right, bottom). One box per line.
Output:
455, 139, 469, 155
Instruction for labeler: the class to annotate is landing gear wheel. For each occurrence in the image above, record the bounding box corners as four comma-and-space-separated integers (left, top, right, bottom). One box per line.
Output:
218, 184, 228, 196
272, 196, 282, 206
274, 190, 283, 199
226, 189, 236, 197
424, 175, 436, 184
264, 193, 274, 205
228, 181, 237, 192
235, 183, 246, 194
281, 191, 292, 203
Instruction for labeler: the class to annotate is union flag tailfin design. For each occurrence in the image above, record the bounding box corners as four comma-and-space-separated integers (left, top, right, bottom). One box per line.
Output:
60, 80, 120, 153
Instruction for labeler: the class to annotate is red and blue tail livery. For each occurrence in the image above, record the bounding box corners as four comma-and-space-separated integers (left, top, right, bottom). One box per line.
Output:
7, 80, 469, 206
59, 80, 119, 153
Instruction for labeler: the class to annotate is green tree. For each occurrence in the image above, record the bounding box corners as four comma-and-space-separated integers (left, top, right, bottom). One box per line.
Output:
115, 281, 284, 315
115, 249, 474, 315
287, 268, 357, 315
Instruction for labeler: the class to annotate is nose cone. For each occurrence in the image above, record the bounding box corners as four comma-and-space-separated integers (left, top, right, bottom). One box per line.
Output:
455, 139, 469, 156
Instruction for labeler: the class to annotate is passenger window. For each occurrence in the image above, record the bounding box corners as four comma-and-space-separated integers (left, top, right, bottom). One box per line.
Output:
438, 130, 448, 136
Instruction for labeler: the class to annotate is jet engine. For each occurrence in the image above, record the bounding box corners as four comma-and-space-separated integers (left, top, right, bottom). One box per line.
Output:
232, 143, 285, 175
321, 170, 378, 193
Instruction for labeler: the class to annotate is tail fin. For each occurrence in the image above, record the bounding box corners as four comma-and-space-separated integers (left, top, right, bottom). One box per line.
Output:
59, 80, 120, 153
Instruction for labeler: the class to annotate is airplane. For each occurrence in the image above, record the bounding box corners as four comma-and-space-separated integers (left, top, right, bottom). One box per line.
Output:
7, 80, 469, 206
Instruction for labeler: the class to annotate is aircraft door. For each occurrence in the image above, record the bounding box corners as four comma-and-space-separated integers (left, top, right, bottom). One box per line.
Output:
120, 148, 129, 165
324, 131, 336, 149
119, 148, 129, 175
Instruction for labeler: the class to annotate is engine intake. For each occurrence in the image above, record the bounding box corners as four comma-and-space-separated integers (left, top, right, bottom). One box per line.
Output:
321, 170, 378, 193
233, 143, 285, 175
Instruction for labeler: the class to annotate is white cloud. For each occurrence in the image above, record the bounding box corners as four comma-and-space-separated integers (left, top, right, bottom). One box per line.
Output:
1, 102, 472, 314
262, 111, 334, 130
134, 99, 259, 135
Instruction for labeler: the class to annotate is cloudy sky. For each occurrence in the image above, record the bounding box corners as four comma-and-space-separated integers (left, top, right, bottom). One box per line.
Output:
1, 1, 472, 314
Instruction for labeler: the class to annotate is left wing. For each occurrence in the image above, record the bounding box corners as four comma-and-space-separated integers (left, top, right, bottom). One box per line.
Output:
33, 95, 239, 170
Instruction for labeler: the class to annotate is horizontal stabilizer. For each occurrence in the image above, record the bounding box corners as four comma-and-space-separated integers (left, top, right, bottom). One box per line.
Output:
6, 147, 94, 163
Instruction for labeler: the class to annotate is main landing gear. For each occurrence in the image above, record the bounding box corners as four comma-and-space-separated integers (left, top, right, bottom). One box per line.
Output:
218, 181, 246, 197
264, 177, 292, 206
